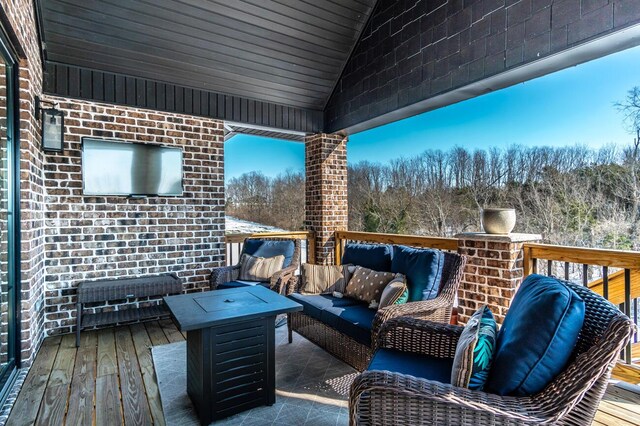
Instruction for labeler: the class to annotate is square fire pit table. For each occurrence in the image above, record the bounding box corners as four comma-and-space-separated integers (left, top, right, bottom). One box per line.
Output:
164, 286, 302, 425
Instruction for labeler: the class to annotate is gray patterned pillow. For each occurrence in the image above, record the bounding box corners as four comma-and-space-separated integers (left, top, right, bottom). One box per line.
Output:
344, 266, 401, 305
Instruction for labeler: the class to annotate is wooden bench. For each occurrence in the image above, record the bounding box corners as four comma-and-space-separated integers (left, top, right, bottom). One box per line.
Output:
76, 274, 183, 346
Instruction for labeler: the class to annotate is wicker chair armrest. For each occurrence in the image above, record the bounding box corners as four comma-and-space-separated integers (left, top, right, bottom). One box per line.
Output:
350, 371, 549, 425
372, 296, 452, 339
374, 316, 463, 358
209, 264, 240, 290
270, 265, 298, 294
285, 275, 302, 295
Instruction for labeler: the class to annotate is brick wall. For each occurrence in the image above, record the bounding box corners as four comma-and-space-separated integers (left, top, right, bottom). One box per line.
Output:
1, 0, 46, 366
456, 233, 540, 324
40, 96, 225, 335
326, 0, 640, 132
304, 133, 348, 265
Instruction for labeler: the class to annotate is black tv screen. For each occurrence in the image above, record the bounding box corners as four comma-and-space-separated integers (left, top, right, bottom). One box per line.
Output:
82, 138, 184, 196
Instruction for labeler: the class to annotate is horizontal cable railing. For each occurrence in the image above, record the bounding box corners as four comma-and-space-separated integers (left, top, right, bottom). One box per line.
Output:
334, 230, 458, 265
224, 231, 315, 271
523, 243, 640, 365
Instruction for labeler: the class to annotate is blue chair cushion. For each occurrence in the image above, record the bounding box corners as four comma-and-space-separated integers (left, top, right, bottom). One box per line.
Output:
217, 280, 268, 290
287, 293, 359, 321
341, 243, 393, 272
368, 348, 453, 384
486, 274, 585, 396
243, 239, 296, 268
320, 303, 377, 346
390, 245, 444, 301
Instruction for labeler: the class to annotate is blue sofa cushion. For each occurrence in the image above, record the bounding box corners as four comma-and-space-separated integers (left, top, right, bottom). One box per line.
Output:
368, 348, 453, 384
341, 243, 393, 272
217, 280, 268, 290
486, 275, 585, 396
320, 303, 376, 346
287, 293, 359, 322
243, 239, 296, 268
390, 245, 444, 301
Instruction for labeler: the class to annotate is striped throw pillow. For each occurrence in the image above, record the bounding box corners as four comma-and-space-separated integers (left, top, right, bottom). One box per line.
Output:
238, 253, 285, 282
451, 305, 497, 390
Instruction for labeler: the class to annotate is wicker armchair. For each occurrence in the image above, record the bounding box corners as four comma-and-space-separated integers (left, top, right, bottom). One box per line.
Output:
210, 238, 301, 294
286, 251, 466, 371
349, 281, 637, 425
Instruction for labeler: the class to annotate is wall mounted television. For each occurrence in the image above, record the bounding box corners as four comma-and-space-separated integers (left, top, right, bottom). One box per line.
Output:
82, 138, 184, 196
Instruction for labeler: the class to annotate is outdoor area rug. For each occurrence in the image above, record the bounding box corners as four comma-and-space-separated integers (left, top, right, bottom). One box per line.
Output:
152, 325, 356, 425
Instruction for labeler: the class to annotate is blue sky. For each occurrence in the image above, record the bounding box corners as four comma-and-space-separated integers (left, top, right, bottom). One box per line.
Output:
225, 44, 640, 180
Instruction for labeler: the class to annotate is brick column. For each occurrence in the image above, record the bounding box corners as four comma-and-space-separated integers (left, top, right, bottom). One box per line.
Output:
305, 133, 348, 265
456, 233, 541, 324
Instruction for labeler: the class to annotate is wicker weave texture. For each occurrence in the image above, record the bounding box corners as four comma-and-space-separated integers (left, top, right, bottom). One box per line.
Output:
210, 238, 302, 294
349, 281, 637, 425
77, 273, 182, 303
287, 251, 467, 372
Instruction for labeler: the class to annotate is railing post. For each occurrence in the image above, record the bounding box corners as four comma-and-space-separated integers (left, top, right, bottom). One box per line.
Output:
334, 232, 343, 265
456, 232, 542, 325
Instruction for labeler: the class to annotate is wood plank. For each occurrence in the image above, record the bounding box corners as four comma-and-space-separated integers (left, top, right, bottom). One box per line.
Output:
48, 333, 77, 386
335, 230, 458, 251
97, 327, 117, 377
597, 400, 640, 425
35, 384, 68, 426
594, 409, 636, 426
159, 319, 185, 343
224, 231, 312, 244
96, 373, 123, 426
525, 243, 640, 270
612, 363, 640, 385
588, 269, 640, 305
7, 343, 59, 425
65, 346, 97, 426
130, 323, 166, 426
115, 327, 153, 426
145, 321, 169, 346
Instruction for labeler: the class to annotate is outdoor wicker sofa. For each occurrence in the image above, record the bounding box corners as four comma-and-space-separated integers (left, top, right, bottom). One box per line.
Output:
286, 243, 466, 371
209, 237, 301, 294
349, 279, 637, 425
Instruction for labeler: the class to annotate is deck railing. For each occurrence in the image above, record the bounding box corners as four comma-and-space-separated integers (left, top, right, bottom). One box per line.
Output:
523, 243, 640, 365
334, 230, 458, 265
224, 231, 315, 270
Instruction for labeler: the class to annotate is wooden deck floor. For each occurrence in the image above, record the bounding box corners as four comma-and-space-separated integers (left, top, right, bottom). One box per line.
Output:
5, 320, 640, 426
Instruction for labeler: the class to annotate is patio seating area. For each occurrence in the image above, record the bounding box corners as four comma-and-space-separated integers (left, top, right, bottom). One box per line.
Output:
0, 0, 640, 425
6, 318, 640, 425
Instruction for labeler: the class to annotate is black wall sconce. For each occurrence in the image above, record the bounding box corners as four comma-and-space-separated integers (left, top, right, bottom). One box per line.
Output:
35, 96, 65, 153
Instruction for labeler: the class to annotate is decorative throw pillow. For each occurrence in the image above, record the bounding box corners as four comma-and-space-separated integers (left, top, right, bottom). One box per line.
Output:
451, 306, 497, 390
344, 266, 402, 305
378, 277, 409, 310
238, 253, 285, 282
300, 263, 351, 295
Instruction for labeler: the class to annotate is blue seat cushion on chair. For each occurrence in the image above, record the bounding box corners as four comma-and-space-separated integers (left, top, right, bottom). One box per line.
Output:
287, 293, 359, 321
320, 303, 377, 346
217, 280, 269, 290
390, 245, 444, 301
368, 348, 453, 383
486, 274, 585, 396
341, 243, 393, 272
243, 239, 296, 268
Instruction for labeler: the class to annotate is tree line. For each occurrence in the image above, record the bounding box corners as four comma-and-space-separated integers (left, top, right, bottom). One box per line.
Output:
226, 88, 640, 250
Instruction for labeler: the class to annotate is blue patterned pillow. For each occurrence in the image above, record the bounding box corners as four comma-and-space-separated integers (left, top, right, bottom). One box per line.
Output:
451, 306, 497, 390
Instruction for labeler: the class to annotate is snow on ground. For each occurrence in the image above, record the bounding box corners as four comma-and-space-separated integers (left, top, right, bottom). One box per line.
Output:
225, 216, 286, 234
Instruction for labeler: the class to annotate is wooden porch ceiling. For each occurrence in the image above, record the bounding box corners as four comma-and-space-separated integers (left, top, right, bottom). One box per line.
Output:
40, 0, 377, 111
